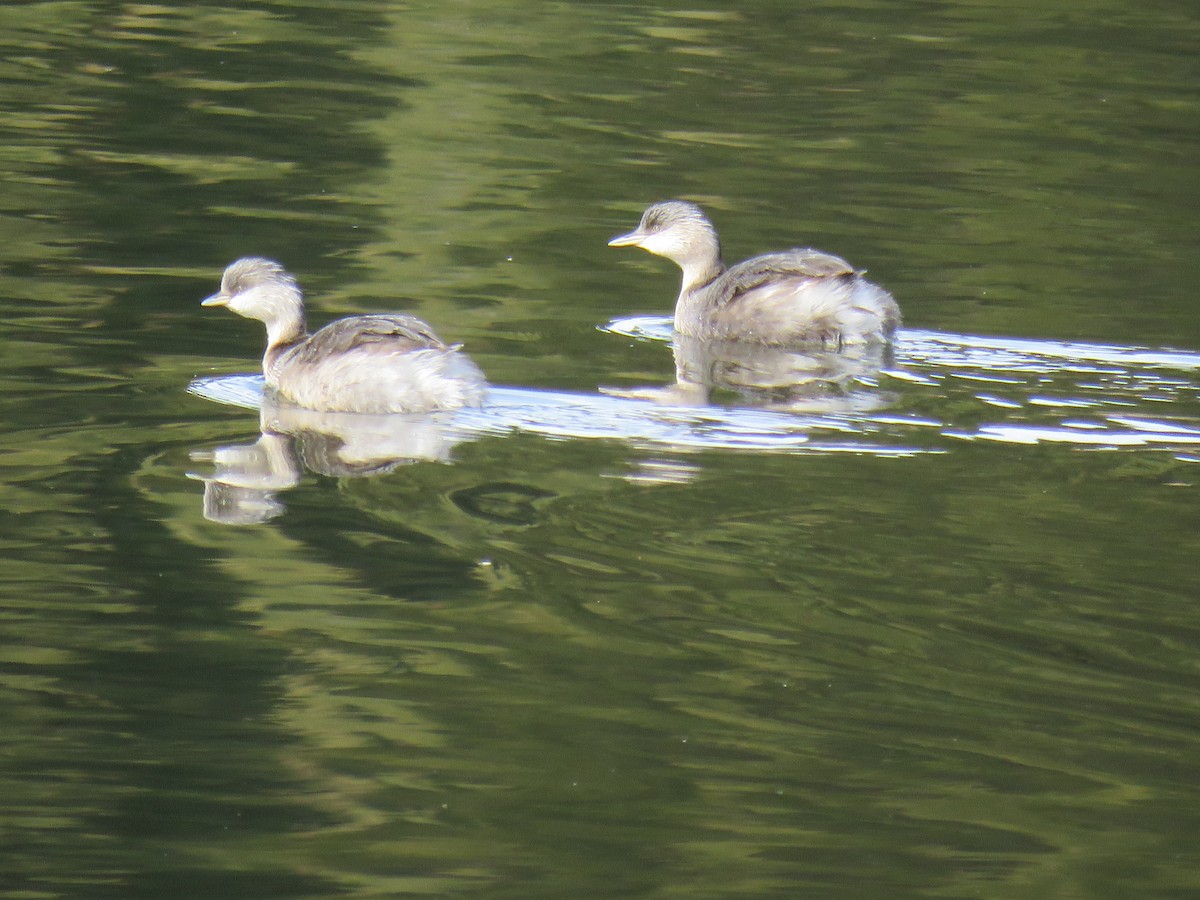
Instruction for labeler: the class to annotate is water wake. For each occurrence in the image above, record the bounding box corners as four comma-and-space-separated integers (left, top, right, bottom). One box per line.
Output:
188, 322, 1200, 458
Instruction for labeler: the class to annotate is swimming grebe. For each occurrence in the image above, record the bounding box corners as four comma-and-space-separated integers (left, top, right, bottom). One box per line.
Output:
609, 200, 899, 348
201, 257, 486, 414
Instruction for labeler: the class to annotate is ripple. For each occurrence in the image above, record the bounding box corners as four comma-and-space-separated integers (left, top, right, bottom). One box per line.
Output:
189, 324, 1200, 456
600, 319, 1200, 452
190, 377, 925, 456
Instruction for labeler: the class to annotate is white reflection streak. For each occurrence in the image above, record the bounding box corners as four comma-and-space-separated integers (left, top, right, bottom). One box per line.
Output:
189, 322, 1200, 461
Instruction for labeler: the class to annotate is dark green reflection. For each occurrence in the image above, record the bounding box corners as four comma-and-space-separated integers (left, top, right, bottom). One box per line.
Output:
0, 0, 1198, 896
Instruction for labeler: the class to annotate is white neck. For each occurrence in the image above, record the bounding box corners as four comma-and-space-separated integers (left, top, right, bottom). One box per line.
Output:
678, 258, 722, 296
228, 282, 306, 351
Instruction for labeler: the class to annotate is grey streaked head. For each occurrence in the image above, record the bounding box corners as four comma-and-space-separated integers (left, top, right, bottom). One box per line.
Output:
202, 257, 306, 347
608, 200, 721, 267
202, 257, 298, 311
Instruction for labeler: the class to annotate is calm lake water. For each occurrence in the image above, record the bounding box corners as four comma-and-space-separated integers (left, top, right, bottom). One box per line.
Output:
2, 0, 1198, 896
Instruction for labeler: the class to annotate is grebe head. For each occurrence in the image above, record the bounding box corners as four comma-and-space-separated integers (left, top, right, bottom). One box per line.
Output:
202, 257, 305, 346
608, 200, 721, 268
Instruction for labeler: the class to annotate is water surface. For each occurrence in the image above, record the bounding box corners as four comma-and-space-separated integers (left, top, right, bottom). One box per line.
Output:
1, 0, 1198, 896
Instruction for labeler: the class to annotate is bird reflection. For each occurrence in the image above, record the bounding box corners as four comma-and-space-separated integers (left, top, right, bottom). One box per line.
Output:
189, 431, 300, 525
605, 332, 894, 413
189, 397, 471, 525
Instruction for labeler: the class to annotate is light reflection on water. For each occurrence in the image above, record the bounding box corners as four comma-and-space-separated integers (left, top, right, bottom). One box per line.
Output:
3, 0, 1200, 894
605, 318, 1200, 449
191, 321, 1200, 472
185, 322, 1200, 524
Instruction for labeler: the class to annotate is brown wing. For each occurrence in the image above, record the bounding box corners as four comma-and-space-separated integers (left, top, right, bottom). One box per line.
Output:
292, 314, 449, 365
714, 249, 857, 308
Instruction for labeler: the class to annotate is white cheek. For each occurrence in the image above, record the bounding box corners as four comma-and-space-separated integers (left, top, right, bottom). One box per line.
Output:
639, 231, 675, 255
227, 285, 271, 319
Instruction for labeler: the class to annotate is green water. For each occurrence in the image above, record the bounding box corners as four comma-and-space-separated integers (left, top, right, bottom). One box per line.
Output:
1, 1, 1198, 897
